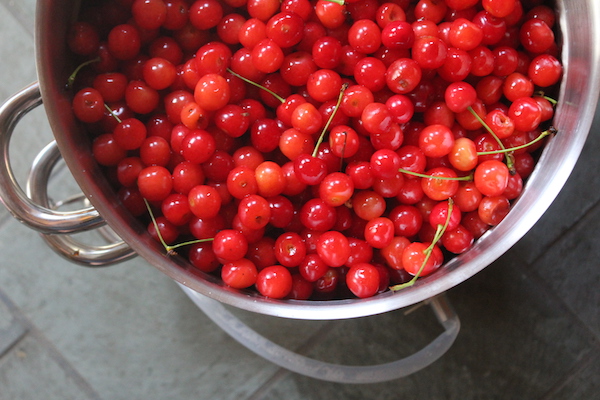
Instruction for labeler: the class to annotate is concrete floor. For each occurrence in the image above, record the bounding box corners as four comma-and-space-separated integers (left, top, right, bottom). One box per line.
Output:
0, 1, 598, 399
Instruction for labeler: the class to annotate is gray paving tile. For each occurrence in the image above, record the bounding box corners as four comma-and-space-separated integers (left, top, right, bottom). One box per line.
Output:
0, 334, 99, 400
0, 294, 27, 358
526, 200, 600, 338
257, 258, 597, 399
0, 2, 56, 222
547, 350, 600, 400
0, 0, 36, 36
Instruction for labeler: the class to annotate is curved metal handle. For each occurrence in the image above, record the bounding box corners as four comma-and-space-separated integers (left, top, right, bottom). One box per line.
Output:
0, 82, 104, 234
181, 285, 460, 383
27, 140, 136, 266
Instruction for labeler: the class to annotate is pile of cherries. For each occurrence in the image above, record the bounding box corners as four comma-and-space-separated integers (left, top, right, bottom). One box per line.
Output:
67, 0, 562, 300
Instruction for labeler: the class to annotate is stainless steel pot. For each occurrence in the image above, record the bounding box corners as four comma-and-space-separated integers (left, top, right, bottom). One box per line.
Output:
1, 0, 599, 322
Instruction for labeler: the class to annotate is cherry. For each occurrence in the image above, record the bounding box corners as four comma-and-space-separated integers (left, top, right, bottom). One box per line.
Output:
256, 265, 293, 299
401, 242, 443, 277
412, 37, 448, 70
138, 166, 173, 202
319, 172, 354, 207
227, 166, 258, 199
520, 18, 554, 54
114, 118, 149, 152
386, 58, 422, 94
132, 0, 167, 30
125, 80, 159, 114
508, 97, 542, 132
299, 198, 336, 231
117, 157, 144, 188
294, 154, 327, 185
429, 201, 462, 232
306, 69, 343, 103
221, 258, 258, 289
251, 38, 285, 73
418, 124, 455, 158
442, 224, 474, 254
528, 54, 562, 87
147, 216, 180, 245
354, 57, 387, 93
108, 24, 141, 60
314, 0, 346, 29
346, 263, 380, 298
421, 167, 460, 201
274, 232, 306, 268
188, 241, 220, 273
67, 22, 100, 56
189, 0, 223, 30
445, 81, 477, 113
72, 88, 105, 123
474, 160, 509, 197
478, 195, 510, 226
212, 229, 248, 262
316, 230, 351, 268
188, 184, 222, 219
194, 73, 231, 111
448, 18, 483, 51
364, 217, 394, 249
266, 11, 304, 48
449, 137, 478, 172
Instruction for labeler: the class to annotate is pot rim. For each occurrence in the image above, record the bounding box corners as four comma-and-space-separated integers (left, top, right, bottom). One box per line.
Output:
33, 0, 600, 320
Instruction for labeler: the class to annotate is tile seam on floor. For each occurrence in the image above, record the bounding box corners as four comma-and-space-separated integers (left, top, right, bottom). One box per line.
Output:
525, 196, 600, 343
245, 321, 337, 399
537, 349, 599, 400
0, 321, 29, 359
0, 287, 104, 400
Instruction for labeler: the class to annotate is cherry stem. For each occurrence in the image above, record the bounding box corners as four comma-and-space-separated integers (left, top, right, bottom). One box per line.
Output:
104, 104, 122, 124
467, 106, 515, 173
477, 127, 555, 155
226, 68, 285, 103
144, 198, 213, 256
67, 57, 100, 89
390, 199, 454, 291
535, 91, 558, 106
324, 0, 345, 4
398, 168, 473, 181
312, 83, 348, 157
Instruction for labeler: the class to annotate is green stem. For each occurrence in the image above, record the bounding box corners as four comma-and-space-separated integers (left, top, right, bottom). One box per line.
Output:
104, 104, 122, 124
312, 83, 348, 157
398, 168, 473, 181
467, 106, 505, 149
166, 237, 214, 253
390, 199, 454, 291
542, 95, 558, 106
227, 68, 285, 103
477, 127, 555, 155
144, 199, 213, 255
534, 91, 558, 106
67, 57, 100, 89
467, 106, 515, 173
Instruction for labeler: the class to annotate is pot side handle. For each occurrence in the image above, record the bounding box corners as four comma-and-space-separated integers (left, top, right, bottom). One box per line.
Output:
0, 82, 104, 234
181, 285, 460, 383
27, 140, 136, 266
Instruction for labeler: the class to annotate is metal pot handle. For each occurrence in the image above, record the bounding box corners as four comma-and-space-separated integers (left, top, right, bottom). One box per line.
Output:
180, 285, 460, 383
0, 82, 105, 234
27, 140, 136, 266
